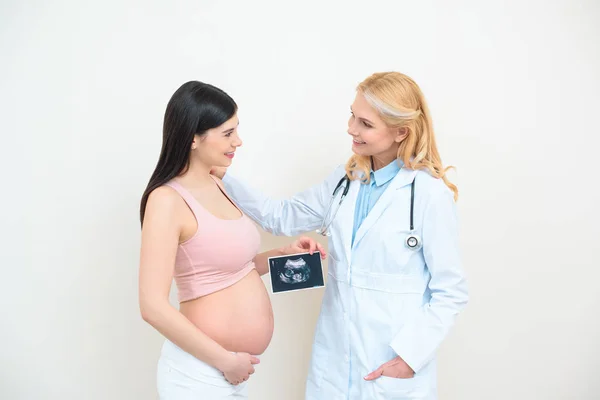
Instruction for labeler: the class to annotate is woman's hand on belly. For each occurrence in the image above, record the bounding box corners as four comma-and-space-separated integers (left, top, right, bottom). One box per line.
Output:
218, 352, 261, 385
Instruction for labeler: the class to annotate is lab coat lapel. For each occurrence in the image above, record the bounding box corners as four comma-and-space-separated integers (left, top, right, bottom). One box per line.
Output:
336, 177, 360, 263
352, 168, 418, 247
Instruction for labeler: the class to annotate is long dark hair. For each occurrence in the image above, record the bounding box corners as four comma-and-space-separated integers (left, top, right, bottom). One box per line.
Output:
140, 81, 238, 225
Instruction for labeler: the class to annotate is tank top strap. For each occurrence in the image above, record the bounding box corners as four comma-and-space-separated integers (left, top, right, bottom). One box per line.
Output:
164, 180, 206, 221
208, 174, 244, 216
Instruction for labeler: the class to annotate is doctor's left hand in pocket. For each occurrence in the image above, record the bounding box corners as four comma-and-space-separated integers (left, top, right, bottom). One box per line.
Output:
364, 356, 415, 381
282, 237, 327, 259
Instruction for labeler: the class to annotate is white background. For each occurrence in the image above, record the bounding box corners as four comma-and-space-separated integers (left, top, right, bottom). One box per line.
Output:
1, 1, 599, 399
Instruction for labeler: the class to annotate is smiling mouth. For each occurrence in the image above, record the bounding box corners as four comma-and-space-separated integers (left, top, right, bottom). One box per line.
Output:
353, 139, 366, 144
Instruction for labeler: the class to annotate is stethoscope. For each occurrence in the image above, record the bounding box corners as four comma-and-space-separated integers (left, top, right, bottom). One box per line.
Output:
316, 173, 422, 251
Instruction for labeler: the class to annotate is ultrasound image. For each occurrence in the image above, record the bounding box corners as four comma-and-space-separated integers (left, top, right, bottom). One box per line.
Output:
278, 257, 311, 284
269, 252, 324, 293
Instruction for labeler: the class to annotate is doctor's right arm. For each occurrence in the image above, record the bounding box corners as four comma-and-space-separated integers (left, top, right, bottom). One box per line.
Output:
217, 165, 346, 236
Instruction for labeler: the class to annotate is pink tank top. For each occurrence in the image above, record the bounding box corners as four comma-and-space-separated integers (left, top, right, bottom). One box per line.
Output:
164, 177, 261, 302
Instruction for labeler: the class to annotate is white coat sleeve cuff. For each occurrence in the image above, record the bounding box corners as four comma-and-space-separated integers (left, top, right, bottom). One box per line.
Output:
389, 330, 425, 373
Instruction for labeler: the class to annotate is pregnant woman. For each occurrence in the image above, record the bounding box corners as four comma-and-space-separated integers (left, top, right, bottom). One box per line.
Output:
138, 80, 325, 399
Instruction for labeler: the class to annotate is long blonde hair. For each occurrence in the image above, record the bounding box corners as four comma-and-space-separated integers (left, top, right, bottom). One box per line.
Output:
345, 72, 458, 200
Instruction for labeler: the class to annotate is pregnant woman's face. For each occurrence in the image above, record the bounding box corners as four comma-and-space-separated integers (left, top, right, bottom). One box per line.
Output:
193, 114, 242, 169
279, 258, 311, 284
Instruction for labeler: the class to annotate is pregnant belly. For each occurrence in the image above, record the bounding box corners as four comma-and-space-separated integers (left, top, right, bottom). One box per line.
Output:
180, 269, 274, 355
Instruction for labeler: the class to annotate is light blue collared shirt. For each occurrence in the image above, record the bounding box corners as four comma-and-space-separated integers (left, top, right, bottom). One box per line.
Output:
351, 159, 402, 246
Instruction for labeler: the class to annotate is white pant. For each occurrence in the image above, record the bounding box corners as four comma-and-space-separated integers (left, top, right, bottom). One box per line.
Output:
157, 340, 249, 399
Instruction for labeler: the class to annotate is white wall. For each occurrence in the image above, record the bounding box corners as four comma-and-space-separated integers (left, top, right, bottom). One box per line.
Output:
1, 1, 599, 399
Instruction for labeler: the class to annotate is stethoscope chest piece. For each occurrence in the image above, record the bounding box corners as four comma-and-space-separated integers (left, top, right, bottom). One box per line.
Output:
405, 232, 422, 251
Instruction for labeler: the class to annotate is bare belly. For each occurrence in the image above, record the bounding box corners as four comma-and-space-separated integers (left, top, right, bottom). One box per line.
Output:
180, 269, 274, 355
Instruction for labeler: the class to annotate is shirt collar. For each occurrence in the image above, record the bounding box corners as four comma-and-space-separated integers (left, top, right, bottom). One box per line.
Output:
371, 159, 402, 187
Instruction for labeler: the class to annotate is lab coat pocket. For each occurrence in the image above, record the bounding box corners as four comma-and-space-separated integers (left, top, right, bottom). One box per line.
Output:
374, 375, 428, 399
363, 225, 421, 275
384, 229, 418, 268
351, 270, 424, 345
352, 269, 423, 295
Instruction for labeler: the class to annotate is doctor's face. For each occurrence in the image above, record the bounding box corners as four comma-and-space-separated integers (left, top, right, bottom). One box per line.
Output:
347, 93, 406, 165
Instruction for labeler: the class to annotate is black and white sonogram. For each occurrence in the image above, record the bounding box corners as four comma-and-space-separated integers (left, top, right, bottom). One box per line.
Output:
268, 252, 325, 294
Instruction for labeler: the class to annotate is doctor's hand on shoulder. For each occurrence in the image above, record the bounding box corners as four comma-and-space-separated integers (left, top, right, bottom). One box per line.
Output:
364, 356, 415, 381
281, 237, 327, 260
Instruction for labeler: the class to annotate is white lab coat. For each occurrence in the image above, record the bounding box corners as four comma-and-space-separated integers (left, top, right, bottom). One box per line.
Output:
222, 164, 468, 400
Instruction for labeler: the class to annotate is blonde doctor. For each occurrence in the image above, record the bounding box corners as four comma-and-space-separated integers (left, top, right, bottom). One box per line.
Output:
213, 72, 468, 400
